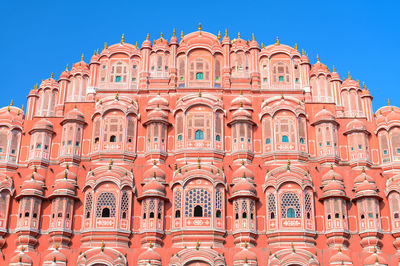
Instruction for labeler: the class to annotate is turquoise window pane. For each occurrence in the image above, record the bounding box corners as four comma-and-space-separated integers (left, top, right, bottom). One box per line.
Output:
282, 135, 289, 143
287, 208, 295, 218
195, 130, 204, 140
115, 76, 121, 82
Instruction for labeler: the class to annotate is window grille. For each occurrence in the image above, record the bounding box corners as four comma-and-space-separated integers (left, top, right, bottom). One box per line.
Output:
175, 190, 182, 210
304, 192, 312, 218
120, 191, 129, 218
185, 188, 211, 217
216, 189, 222, 214
281, 192, 301, 218
268, 193, 276, 216
96, 192, 116, 218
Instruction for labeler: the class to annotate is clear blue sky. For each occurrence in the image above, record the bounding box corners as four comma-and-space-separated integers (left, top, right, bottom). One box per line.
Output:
1, 0, 398, 111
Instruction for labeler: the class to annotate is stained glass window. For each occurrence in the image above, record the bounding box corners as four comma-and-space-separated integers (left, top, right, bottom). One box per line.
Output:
281, 192, 301, 218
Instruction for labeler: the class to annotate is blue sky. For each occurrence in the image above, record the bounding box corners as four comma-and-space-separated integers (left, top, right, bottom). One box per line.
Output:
0, 0, 398, 111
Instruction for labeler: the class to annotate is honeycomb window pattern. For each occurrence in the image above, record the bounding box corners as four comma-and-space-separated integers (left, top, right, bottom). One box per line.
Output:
268, 193, 276, 214
120, 191, 129, 218
304, 192, 312, 217
96, 192, 116, 218
174, 190, 182, 210
216, 189, 222, 211
185, 188, 211, 217
85, 192, 93, 218
280, 192, 301, 218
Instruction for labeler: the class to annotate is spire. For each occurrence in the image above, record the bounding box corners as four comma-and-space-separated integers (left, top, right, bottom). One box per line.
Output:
363, 82, 367, 90
104, 42, 108, 49
332, 65, 336, 72
276, 36, 280, 45
261, 43, 264, 48
302, 49, 305, 56
160, 32, 163, 39
10, 99, 13, 106
181, 30, 184, 39
294, 43, 298, 51
348, 71, 352, 80
51, 72, 54, 79
173, 28, 176, 37
146, 33, 149, 40
120, 33, 125, 44
388, 98, 391, 106
217, 30, 221, 40
81, 53, 84, 61
21, 104, 24, 111
252, 33, 255, 41
135, 41, 138, 48
316, 53, 320, 62
238, 32, 241, 39
198, 22, 202, 33
225, 29, 228, 37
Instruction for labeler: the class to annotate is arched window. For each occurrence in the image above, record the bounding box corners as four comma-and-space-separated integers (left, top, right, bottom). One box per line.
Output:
101, 208, 110, 217
96, 192, 116, 218
110, 135, 116, 142
268, 193, 276, 220
120, 191, 129, 219
272, 61, 291, 85
304, 192, 313, 220
84, 192, 93, 219
175, 210, 181, 218
195, 130, 204, 140
194, 205, 203, 217
149, 212, 154, 218
287, 208, 295, 218
216, 210, 221, 218
196, 72, 203, 80
270, 212, 275, 219
281, 192, 301, 218
110, 62, 128, 83
282, 135, 289, 143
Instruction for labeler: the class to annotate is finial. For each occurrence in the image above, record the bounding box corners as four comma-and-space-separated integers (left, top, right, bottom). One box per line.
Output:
348, 71, 351, 79
181, 30, 184, 39
51, 72, 54, 79
96, 48, 99, 54
104, 42, 108, 49
10, 99, 13, 106
81, 53, 84, 61
135, 41, 138, 48
261, 42, 264, 48
302, 49, 305, 56
287, 160, 291, 170
217, 31, 221, 40
276, 36, 280, 45
198, 89, 201, 97
388, 99, 391, 106
115, 92, 119, 100
160, 32, 163, 39
101, 240, 105, 252
225, 29, 228, 37
34, 165, 37, 172
244, 241, 248, 248
332, 65, 336, 72
252, 33, 255, 41
172, 28, 176, 37
363, 82, 367, 90
146, 33, 149, 40
149, 241, 153, 248
294, 43, 298, 51
21, 104, 24, 111
198, 23, 202, 33
316, 54, 319, 62
121, 33, 125, 44
238, 32, 241, 39
196, 240, 200, 250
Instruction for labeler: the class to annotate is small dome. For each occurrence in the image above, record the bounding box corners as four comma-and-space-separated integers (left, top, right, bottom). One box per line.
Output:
63, 108, 85, 123
25, 171, 45, 183
10, 251, 33, 264
386, 108, 400, 122
43, 249, 67, 263
143, 164, 166, 182
60, 69, 70, 79
232, 164, 254, 181
354, 171, 374, 184
152, 36, 169, 50
355, 180, 378, 194
32, 118, 54, 132
346, 119, 366, 132
314, 108, 335, 123
232, 178, 256, 195
329, 250, 352, 264
21, 177, 44, 193
323, 181, 345, 193
142, 179, 166, 196
231, 94, 252, 108
364, 252, 387, 265
55, 168, 77, 181
147, 109, 168, 120
310, 61, 330, 76
342, 77, 359, 88
148, 94, 169, 107
138, 248, 161, 262
322, 168, 343, 183
232, 108, 252, 119
53, 178, 76, 192
233, 248, 257, 262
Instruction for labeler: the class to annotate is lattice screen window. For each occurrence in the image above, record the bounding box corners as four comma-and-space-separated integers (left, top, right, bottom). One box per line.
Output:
215, 188, 222, 218
0, 130, 7, 155
157, 201, 163, 219
392, 130, 400, 155
56, 198, 64, 218
110, 62, 127, 83
379, 134, 389, 157
304, 192, 312, 219
391, 195, 400, 220
263, 118, 272, 144
32, 199, 40, 218
280, 192, 301, 218
272, 61, 290, 83
127, 117, 136, 143
24, 197, 32, 217
142, 200, 147, 219
234, 200, 239, 219
178, 58, 185, 81
189, 58, 210, 81
241, 200, 248, 218
214, 59, 221, 81
103, 117, 124, 143
298, 117, 306, 144
215, 113, 222, 141
275, 117, 295, 145
187, 113, 211, 141
185, 188, 211, 217
149, 199, 155, 218
176, 114, 183, 141
96, 192, 116, 218
250, 200, 255, 219
268, 193, 276, 219
120, 191, 129, 219
85, 192, 93, 218
0, 192, 7, 218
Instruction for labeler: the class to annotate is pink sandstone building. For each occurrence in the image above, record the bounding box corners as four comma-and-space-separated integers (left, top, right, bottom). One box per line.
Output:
0, 27, 399, 265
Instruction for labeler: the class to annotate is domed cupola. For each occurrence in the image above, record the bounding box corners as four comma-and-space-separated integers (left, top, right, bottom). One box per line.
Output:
152, 33, 169, 51
147, 93, 169, 110
143, 162, 166, 183
313, 108, 336, 125
232, 162, 255, 183
141, 33, 152, 49
230, 93, 252, 110
231, 178, 257, 199
345, 119, 368, 134
70, 55, 89, 76
320, 166, 346, 199
310, 59, 330, 77
137, 245, 162, 266
59, 65, 70, 80
138, 178, 166, 200
43, 246, 67, 265
30, 118, 54, 134
363, 249, 388, 266
233, 243, 258, 266
329, 248, 352, 265
61, 107, 85, 125
17, 173, 44, 199
9, 247, 33, 266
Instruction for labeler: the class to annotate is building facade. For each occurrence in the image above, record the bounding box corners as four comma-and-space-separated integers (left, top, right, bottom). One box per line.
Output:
0, 28, 399, 265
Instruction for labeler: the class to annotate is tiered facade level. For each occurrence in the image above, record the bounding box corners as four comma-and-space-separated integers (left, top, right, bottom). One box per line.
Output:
0, 28, 400, 265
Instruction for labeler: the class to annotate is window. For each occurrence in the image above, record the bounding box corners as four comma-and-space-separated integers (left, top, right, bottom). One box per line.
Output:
110, 62, 127, 83
335, 213, 339, 218
100, 208, 110, 217
120, 191, 129, 219
149, 212, 154, 218
175, 210, 181, 218
216, 210, 221, 218
195, 130, 204, 140
270, 212, 275, 219
36, 144, 41, 149
281, 192, 301, 218
361, 214, 365, 219
194, 205, 203, 217
196, 72, 204, 80
94, 137, 99, 144
178, 135, 183, 141
287, 208, 295, 218
282, 135, 289, 143
115, 76, 121, 82
328, 214, 331, 219
278, 76, 284, 82
96, 192, 116, 218
368, 213, 373, 218
242, 212, 247, 218
85, 193, 93, 219
268, 193, 276, 219
216, 135, 221, 141
110, 135, 116, 142
25, 212, 29, 217
384, 150, 388, 155
266, 138, 271, 144
300, 138, 305, 144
